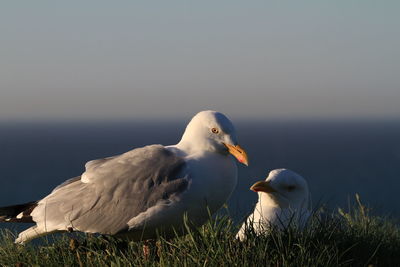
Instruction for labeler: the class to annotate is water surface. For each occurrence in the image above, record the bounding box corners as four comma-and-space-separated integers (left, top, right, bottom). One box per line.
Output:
1, 119, 399, 232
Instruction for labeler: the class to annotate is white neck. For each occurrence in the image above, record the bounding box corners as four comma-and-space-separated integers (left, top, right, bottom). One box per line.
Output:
175, 120, 215, 154
260, 192, 309, 211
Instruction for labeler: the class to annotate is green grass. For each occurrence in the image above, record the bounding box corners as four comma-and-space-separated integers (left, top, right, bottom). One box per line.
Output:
1, 195, 399, 267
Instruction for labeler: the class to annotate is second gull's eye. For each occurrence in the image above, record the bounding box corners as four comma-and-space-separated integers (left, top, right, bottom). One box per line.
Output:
287, 185, 296, 192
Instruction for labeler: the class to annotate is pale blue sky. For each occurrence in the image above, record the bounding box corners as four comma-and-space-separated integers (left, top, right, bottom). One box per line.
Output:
1, 1, 399, 120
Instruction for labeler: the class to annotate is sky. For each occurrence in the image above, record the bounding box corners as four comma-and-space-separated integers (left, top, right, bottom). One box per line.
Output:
1, 1, 399, 121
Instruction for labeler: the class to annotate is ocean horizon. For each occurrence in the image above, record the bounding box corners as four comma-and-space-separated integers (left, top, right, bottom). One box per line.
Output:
1, 119, 400, 232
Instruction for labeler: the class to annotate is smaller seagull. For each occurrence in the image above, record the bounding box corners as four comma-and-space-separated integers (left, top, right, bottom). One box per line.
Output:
236, 168, 310, 240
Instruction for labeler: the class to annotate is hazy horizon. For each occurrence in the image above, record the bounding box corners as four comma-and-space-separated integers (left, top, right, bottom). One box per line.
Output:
1, 1, 399, 121
1, 114, 400, 124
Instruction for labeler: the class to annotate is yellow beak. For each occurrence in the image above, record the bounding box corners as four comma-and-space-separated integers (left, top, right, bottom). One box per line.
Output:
250, 180, 276, 193
223, 143, 249, 166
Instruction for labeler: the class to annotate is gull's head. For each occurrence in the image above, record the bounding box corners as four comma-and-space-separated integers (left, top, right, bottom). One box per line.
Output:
178, 110, 248, 165
250, 169, 309, 209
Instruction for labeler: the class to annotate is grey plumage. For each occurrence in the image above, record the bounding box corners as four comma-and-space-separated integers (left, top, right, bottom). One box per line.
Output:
1, 145, 189, 240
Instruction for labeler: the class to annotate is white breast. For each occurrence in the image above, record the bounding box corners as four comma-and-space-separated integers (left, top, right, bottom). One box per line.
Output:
183, 152, 238, 222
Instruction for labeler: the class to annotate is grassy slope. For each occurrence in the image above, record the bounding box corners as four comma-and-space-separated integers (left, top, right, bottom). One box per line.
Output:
1, 196, 399, 267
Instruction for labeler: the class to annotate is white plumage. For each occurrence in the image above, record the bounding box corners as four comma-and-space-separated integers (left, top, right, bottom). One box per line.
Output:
237, 169, 310, 240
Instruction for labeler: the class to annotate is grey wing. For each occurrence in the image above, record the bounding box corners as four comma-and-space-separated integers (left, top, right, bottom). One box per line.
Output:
51, 176, 81, 192
52, 155, 117, 193
31, 145, 189, 235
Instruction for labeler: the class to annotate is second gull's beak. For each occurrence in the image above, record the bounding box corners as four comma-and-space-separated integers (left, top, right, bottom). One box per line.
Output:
223, 143, 249, 166
250, 180, 276, 193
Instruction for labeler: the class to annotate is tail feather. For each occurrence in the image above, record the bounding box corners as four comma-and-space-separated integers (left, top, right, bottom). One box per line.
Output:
0, 201, 37, 223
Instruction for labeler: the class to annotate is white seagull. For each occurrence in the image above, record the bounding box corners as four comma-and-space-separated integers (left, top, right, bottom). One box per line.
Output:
237, 169, 310, 240
0, 110, 248, 244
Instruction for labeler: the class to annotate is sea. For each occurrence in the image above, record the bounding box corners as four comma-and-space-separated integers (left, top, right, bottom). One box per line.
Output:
1, 119, 400, 232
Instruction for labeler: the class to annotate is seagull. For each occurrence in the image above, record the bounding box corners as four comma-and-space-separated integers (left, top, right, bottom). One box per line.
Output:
0, 110, 248, 244
236, 169, 310, 240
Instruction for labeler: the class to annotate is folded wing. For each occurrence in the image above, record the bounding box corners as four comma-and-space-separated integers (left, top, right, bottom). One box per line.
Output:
30, 144, 189, 236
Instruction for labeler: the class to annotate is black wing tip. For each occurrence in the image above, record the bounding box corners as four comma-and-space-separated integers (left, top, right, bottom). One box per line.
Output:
0, 201, 38, 223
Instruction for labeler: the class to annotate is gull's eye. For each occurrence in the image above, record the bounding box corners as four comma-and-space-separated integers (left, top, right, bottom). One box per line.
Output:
286, 185, 296, 192
211, 127, 219, 134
